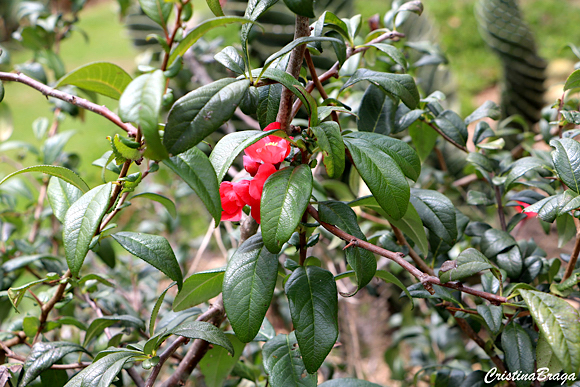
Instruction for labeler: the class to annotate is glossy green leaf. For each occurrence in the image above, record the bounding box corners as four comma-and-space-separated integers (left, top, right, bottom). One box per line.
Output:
375, 270, 411, 300
63, 349, 143, 387
131, 192, 176, 218
285, 266, 338, 373
501, 322, 534, 387
261, 165, 313, 253
47, 177, 83, 223
84, 315, 144, 347
168, 17, 254, 67
64, 183, 112, 277
519, 289, 580, 374
496, 246, 523, 279
283, 0, 314, 18
0, 165, 89, 193
313, 11, 351, 45
318, 201, 376, 294
55, 62, 132, 100
564, 69, 580, 91
173, 268, 225, 312
139, 0, 172, 28
199, 334, 246, 387
223, 234, 279, 342
311, 122, 345, 179
163, 146, 222, 225
439, 248, 494, 283
205, 0, 225, 16
258, 68, 309, 109
344, 137, 409, 220
170, 321, 235, 355
524, 195, 560, 223
257, 83, 283, 129
434, 110, 468, 147
341, 68, 420, 109
536, 333, 563, 374
119, 69, 167, 160
345, 132, 421, 181
357, 84, 396, 135
214, 46, 244, 74
364, 43, 407, 70
464, 100, 501, 125
263, 332, 316, 387
410, 189, 457, 246
240, 0, 279, 58
551, 138, 580, 193
480, 228, 516, 258
403, 282, 457, 304
1, 254, 60, 273
164, 78, 250, 155
22, 342, 88, 386
209, 130, 274, 182
476, 304, 503, 335
150, 281, 177, 335
409, 120, 437, 162
504, 157, 548, 190
111, 232, 183, 288
42, 130, 75, 165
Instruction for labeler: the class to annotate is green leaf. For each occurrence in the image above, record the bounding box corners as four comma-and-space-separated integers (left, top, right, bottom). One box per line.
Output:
476, 304, 503, 335
163, 146, 222, 225
464, 100, 501, 125
283, 0, 314, 18
150, 281, 177, 335
341, 68, 420, 109
40, 368, 67, 387
119, 69, 167, 160
1, 254, 60, 273
257, 83, 283, 129
501, 322, 534, 387
8, 278, 50, 311
314, 11, 352, 45
319, 379, 384, 387
22, 342, 88, 386
375, 269, 412, 300
557, 213, 576, 247
173, 268, 225, 312
261, 165, 313, 253
111, 232, 183, 288
215, 46, 245, 74
410, 189, 457, 246
63, 349, 143, 387
285, 266, 338, 373
536, 333, 563, 374
205, 0, 225, 16
496, 246, 523, 279
131, 192, 177, 218
168, 17, 255, 68
357, 84, 396, 135
403, 282, 457, 304
223, 234, 279, 342
311, 122, 345, 179
480, 228, 516, 258
264, 37, 341, 72
55, 62, 132, 100
263, 332, 316, 387
409, 120, 438, 162
318, 201, 376, 294
209, 130, 274, 182
64, 183, 112, 277
94, 238, 116, 269
519, 289, 580, 374
170, 321, 235, 355
0, 165, 89, 193
47, 177, 83, 223
258, 68, 309, 109
504, 157, 548, 190
42, 130, 76, 165
240, 0, 279, 59
364, 43, 407, 70
199, 334, 246, 387
164, 78, 250, 155
344, 137, 409, 220
434, 110, 468, 147
439, 248, 494, 283
84, 315, 145, 347
345, 132, 421, 181
139, 0, 172, 28
564, 69, 580, 91
550, 138, 580, 193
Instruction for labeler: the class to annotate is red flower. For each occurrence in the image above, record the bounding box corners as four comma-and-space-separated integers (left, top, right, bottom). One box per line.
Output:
243, 155, 260, 176
515, 201, 538, 218
219, 181, 246, 222
244, 136, 291, 165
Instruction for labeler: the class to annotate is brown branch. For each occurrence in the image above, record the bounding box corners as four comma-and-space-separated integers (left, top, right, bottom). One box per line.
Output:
426, 121, 468, 153
308, 205, 507, 304
304, 50, 339, 124
564, 217, 580, 280
0, 72, 137, 136
37, 270, 71, 339
494, 184, 507, 232
276, 15, 311, 134
146, 296, 226, 387
453, 173, 479, 188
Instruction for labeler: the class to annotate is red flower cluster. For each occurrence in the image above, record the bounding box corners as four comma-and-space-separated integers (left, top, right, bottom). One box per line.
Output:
220, 122, 291, 223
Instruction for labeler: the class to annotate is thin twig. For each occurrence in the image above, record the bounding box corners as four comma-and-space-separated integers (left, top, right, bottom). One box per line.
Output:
276, 15, 311, 134
426, 121, 468, 153
36, 270, 71, 339
564, 217, 580, 280
0, 72, 137, 136
390, 224, 434, 276
308, 205, 506, 304
304, 50, 339, 124
494, 184, 507, 232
